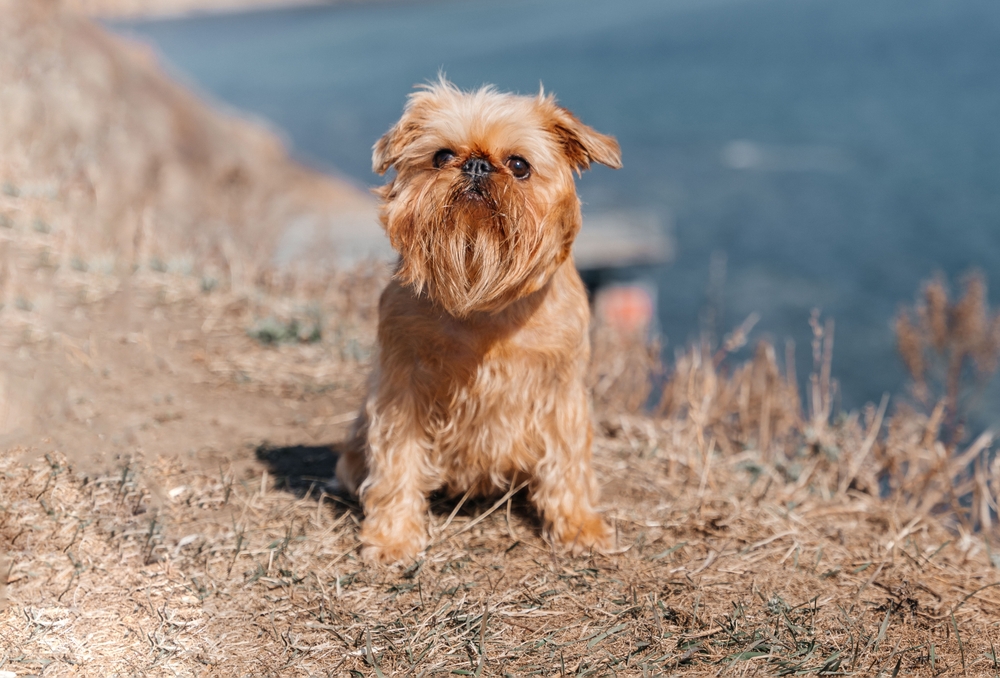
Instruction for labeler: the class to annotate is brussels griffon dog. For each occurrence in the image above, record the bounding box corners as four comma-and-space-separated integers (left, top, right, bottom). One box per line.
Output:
336, 79, 622, 564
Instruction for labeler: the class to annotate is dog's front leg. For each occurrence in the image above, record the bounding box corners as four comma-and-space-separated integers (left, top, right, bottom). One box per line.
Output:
531, 391, 613, 555
357, 394, 437, 565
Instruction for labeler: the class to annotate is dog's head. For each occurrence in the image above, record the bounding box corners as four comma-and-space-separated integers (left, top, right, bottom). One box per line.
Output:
373, 79, 621, 317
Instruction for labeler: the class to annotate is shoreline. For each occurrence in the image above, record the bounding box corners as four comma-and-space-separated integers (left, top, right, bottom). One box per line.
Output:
65, 0, 409, 21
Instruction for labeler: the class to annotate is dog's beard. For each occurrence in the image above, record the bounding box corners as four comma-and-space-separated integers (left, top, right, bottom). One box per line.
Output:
391, 177, 559, 317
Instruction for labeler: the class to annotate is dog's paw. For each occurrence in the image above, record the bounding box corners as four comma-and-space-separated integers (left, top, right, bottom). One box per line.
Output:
359, 520, 427, 565
549, 510, 613, 555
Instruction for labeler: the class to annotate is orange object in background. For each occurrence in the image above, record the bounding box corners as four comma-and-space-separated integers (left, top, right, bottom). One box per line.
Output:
594, 283, 656, 334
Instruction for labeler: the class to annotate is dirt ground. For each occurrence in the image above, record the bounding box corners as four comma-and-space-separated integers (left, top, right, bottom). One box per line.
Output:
3, 285, 1000, 675
0, 269, 375, 477
3, 4, 1000, 677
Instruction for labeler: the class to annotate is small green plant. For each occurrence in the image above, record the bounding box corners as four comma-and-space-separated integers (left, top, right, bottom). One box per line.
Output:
248, 313, 322, 346
200, 275, 219, 293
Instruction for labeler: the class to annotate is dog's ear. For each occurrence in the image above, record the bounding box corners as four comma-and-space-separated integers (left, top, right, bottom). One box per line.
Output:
372, 116, 422, 175
546, 105, 622, 173
376, 77, 461, 174
372, 107, 434, 174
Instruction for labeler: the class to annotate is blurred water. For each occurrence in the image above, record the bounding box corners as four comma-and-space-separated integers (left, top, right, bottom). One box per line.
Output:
112, 0, 1000, 418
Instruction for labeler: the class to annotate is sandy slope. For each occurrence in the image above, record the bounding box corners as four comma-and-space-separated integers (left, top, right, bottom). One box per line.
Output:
0, 0, 382, 466
2, 0, 379, 272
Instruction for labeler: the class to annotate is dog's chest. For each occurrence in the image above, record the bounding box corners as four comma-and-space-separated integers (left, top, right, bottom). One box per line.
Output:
422, 335, 579, 482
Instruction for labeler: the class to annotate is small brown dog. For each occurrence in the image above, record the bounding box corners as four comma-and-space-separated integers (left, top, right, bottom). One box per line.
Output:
336, 79, 622, 564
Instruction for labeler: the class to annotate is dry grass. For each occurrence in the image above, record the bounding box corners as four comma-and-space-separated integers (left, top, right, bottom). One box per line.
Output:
2, 372, 1000, 675
895, 272, 1000, 437
2, 266, 1000, 675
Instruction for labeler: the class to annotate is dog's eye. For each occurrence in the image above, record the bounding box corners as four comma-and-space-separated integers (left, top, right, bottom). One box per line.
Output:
506, 156, 531, 179
433, 149, 456, 168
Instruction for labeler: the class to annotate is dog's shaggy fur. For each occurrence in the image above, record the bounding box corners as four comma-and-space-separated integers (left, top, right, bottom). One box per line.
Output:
336, 80, 622, 564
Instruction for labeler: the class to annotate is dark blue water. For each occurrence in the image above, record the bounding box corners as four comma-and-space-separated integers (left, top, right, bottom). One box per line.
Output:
111, 0, 1000, 419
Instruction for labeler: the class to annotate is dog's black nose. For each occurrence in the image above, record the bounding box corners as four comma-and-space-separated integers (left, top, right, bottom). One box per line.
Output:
462, 156, 494, 179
